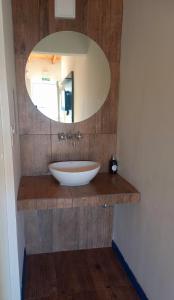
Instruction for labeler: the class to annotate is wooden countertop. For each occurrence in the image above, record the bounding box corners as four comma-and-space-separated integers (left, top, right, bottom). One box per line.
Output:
17, 173, 140, 211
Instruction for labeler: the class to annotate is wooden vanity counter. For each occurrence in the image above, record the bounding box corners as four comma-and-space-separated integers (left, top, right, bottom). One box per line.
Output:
17, 173, 140, 211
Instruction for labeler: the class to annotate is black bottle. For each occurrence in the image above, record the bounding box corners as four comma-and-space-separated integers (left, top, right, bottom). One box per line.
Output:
109, 155, 118, 174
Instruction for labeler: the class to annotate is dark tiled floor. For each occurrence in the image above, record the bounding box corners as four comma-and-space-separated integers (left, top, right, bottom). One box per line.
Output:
24, 248, 140, 300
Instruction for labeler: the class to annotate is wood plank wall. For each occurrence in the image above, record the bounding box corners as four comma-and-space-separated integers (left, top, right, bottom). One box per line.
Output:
24, 207, 113, 254
12, 0, 123, 176
12, 0, 123, 253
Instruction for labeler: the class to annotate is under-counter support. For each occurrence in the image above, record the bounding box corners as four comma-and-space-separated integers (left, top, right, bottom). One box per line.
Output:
23, 206, 113, 254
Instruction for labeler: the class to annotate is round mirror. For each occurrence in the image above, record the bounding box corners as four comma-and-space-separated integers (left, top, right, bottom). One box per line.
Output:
25, 31, 111, 123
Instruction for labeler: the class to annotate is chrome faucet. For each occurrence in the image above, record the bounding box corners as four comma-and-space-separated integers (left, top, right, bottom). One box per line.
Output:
58, 132, 83, 142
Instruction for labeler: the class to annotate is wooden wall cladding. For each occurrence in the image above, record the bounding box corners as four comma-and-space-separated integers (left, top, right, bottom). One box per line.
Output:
12, 0, 123, 176
24, 206, 113, 254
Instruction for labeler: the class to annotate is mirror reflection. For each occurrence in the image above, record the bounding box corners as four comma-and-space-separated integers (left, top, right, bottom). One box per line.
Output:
25, 31, 111, 123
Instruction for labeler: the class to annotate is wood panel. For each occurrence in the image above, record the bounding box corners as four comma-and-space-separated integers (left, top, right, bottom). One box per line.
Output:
24, 207, 113, 254
20, 135, 52, 175
17, 174, 140, 211
12, 0, 123, 252
51, 134, 117, 174
12, 0, 123, 175
20, 172, 140, 254
20, 133, 117, 175
84, 0, 123, 134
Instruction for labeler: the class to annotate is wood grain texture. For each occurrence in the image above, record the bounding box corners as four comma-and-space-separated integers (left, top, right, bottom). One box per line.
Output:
13, 0, 123, 253
24, 248, 140, 299
20, 135, 52, 176
24, 207, 113, 254
20, 133, 117, 175
12, 0, 123, 176
17, 173, 140, 211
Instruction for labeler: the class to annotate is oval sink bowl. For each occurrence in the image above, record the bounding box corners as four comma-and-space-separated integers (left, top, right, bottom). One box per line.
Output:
49, 161, 100, 186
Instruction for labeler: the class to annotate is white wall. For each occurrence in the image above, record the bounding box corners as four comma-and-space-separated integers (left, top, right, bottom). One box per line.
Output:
26, 58, 61, 90
34, 31, 89, 55
113, 1, 174, 299
61, 41, 110, 122
0, 0, 25, 290
80, 41, 110, 122
0, 111, 11, 300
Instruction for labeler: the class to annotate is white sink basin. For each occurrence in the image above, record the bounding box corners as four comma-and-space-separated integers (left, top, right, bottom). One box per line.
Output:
48, 161, 100, 186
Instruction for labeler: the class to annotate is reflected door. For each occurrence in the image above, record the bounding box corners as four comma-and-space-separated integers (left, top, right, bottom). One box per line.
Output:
31, 81, 58, 121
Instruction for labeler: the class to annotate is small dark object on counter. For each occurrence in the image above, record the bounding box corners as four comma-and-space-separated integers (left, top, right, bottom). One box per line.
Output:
109, 155, 118, 174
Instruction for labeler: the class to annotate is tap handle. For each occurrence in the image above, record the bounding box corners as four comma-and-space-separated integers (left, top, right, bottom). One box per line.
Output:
58, 132, 66, 141
76, 131, 83, 140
